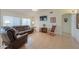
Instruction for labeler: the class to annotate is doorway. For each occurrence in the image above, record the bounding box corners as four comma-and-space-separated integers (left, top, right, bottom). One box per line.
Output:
62, 14, 72, 37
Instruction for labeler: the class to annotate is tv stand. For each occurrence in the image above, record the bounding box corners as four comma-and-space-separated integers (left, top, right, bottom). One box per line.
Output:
40, 27, 47, 33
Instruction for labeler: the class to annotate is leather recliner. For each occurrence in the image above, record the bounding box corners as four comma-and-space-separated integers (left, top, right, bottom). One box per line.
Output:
6, 28, 28, 49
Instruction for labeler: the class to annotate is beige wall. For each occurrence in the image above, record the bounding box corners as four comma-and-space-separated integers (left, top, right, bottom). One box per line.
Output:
0, 9, 73, 35
33, 10, 73, 35
34, 10, 62, 34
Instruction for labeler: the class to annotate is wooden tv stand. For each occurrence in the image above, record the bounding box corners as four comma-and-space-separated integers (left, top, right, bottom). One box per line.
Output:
40, 27, 47, 33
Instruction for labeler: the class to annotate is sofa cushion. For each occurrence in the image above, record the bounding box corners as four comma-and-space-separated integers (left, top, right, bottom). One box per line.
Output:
13, 26, 30, 32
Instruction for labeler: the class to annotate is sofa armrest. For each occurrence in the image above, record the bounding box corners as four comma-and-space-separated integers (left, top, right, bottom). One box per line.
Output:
6, 33, 28, 49
17, 33, 28, 40
16, 30, 30, 35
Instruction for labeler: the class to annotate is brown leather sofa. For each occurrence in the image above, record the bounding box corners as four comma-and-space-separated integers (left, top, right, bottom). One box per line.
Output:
5, 28, 28, 49
3, 26, 34, 35
2, 26, 34, 49
13, 26, 34, 34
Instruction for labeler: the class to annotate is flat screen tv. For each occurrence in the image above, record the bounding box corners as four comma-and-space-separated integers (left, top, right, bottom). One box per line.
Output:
40, 16, 47, 21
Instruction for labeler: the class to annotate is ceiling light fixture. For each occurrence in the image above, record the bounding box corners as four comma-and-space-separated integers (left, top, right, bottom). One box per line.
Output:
72, 9, 77, 14
32, 9, 38, 11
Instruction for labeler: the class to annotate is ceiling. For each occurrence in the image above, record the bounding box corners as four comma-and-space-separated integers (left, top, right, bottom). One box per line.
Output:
1, 9, 55, 14
0, 9, 55, 16
1, 9, 77, 17
1, 9, 75, 14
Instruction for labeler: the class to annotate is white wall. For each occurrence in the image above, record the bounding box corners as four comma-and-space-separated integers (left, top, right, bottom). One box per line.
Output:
0, 16, 1, 26
33, 10, 62, 34
0, 9, 2, 26
71, 14, 79, 42
1, 9, 29, 18
0, 15, 3, 26
34, 10, 73, 35
0, 9, 73, 35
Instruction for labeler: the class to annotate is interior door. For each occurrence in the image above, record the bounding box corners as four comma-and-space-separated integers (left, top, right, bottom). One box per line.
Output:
62, 14, 71, 36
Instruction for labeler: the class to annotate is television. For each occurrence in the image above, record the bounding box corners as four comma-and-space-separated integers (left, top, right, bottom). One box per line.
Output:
40, 16, 47, 21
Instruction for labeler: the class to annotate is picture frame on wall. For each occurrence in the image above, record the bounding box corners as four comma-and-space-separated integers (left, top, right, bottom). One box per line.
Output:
40, 16, 47, 21
50, 17, 56, 23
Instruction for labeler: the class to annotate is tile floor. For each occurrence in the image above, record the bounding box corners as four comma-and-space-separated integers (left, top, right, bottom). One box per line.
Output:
21, 32, 79, 49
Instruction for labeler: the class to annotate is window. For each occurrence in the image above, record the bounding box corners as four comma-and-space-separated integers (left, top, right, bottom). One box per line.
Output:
3, 16, 21, 26
21, 18, 31, 26
2, 16, 31, 26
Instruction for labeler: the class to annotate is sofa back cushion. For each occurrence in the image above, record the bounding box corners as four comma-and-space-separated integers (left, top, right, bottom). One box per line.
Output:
13, 26, 30, 32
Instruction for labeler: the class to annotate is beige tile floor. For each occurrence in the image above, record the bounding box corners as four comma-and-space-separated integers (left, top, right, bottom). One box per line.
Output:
21, 32, 79, 49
